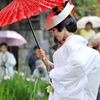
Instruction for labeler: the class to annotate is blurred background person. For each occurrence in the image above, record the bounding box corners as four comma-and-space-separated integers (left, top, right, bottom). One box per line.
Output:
31, 59, 49, 81
28, 46, 39, 75
79, 22, 96, 47
80, 22, 95, 40
0, 43, 16, 78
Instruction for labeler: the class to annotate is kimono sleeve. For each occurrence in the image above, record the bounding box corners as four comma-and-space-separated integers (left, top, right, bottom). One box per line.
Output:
49, 61, 54, 69
6, 53, 16, 67
49, 42, 85, 82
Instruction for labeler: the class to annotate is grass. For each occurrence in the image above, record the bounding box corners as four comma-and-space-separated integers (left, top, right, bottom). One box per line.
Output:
0, 73, 49, 100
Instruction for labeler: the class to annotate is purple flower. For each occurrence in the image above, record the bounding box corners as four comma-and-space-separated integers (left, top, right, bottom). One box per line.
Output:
26, 78, 35, 82
30, 78, 35, 82
36, 92, 43, 97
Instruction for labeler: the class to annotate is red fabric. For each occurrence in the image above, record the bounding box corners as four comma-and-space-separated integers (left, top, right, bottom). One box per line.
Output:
0, 0, 66, 27
68, 0, 72, 4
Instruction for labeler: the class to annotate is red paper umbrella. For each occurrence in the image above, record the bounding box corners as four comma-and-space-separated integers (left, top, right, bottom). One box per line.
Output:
0, 0, 67, 48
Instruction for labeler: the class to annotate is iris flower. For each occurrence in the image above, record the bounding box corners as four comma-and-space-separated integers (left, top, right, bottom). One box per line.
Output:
36, 92, 43, 97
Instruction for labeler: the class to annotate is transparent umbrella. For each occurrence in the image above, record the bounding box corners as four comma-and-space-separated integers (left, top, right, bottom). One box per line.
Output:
0, 30, 27, 46
77, 16, 100, 29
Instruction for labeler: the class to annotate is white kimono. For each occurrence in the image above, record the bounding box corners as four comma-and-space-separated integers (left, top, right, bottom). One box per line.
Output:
0, 51, 16, 78
49, 35, 100, 100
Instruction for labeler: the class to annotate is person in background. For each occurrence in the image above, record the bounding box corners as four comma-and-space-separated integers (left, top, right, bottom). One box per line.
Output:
31, 59, 49, 81
80, 22, 95, 39
28, 46, 39, 75
0, 43, 16, 78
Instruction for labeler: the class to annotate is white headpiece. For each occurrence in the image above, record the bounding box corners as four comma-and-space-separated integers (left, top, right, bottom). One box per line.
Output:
45, 1, 75, 31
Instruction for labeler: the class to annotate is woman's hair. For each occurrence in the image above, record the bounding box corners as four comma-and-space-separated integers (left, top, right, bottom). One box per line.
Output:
52, 1, 77, 32
54, 37, 59, 44
55, 15, 77, 32
0, 43, 8, 48
54, 37, 65, 44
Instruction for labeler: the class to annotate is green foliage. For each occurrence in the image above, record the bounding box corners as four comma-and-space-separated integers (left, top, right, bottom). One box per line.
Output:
0, 74, 49, 100
72, 0, 100, 16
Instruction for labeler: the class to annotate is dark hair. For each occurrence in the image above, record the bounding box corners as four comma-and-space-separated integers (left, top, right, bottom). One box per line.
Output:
0, 43, 8, 48
86, 22, 92, 28
34, 46, 38, 51
52, 1, 77, 32
55, 15, 77, 32
54, 37, 65, 44
54, 37, 59, 44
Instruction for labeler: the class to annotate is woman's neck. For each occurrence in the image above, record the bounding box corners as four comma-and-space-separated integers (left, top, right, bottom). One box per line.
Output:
63, 27, 74, 40
64, 32, 74, 40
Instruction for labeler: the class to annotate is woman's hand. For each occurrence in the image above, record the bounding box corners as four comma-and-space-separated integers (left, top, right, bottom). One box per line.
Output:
37, 48, 46, 60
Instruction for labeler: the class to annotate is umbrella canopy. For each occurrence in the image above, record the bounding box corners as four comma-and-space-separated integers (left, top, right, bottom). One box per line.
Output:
77, 16, 100, 29
0, 0, 66, 27
0, 30, 27, 46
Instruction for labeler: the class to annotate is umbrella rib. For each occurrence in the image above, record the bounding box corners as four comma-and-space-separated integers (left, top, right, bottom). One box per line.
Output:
34, 0, 52, 9
32, 0, 64, 12
26, 0, 51, 12
20, 0, 26, 19
11, 0, 19, 22
0, 2, 14, 18
22, 0, 34, 16
41, 0, 62, 6
0, 2, 16, 26
39, 0, 64, 6
25, 0, 44, 12
5, 1, 19, 25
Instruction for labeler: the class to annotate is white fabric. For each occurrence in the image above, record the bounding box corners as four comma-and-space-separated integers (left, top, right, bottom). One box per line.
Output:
49, 35, 100, 100
0, 51, 16, 78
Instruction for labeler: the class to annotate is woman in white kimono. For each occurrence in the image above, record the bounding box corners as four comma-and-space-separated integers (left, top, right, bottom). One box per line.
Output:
38, 1, 100, 100
0, 43, 16, 78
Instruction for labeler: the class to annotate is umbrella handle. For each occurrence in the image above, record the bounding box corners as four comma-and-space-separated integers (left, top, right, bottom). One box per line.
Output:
28, 18, 40, 49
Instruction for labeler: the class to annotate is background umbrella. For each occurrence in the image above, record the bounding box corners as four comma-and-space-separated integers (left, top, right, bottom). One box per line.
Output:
0, 30, 27, 46
77, 16, 100, 29
0, 0, 67, 48
26, 40, 48, 65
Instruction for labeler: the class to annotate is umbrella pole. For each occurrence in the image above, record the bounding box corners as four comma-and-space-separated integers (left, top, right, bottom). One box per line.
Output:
28, 18, 40, 49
